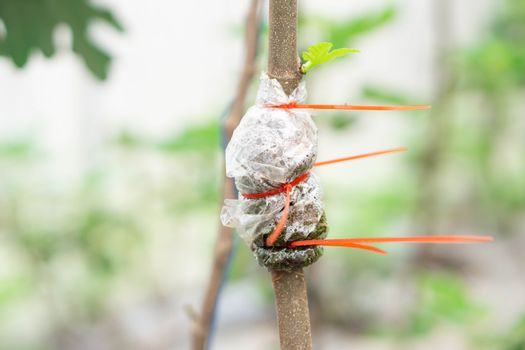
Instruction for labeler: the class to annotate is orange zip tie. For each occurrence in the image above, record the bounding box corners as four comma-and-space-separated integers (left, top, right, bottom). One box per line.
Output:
264, 185, 292, 247
266, 102, 431, 111
288, 235, 494, 253
241, 148, 407, 247
243, 101, 492, 255
331, 235, 494, 244
241, 172, 310, 200
241, 174, 310, 247
315, 147, 406, 167
300, 240, 387, 255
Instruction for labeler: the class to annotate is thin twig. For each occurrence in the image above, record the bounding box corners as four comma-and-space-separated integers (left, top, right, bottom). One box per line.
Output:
268, 0, 313, 349
192, 1, 261, 349
224, 0, 262, 140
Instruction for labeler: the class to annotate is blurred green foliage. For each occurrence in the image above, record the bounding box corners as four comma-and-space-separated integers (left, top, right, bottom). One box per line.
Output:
0, 138, 36, 159
301, 0, 525, 344
0, 0, 122, 79
324, 112, 358, 131
361, 0, 525, 226
0, 137, 146, 347
362, 85, 419, 105
501, 314, 525, 350
116, 120, 220, 155
462, 0, 525, 91
456, 0, 525, 228
299, 7, 399, 131
116, 121, 221, 215
1, 0, 524, 348
404, 273, 486, 337
300, 6, 396, 49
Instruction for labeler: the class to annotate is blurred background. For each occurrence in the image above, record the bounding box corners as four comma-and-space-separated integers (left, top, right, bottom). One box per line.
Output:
1, 0, 524, 349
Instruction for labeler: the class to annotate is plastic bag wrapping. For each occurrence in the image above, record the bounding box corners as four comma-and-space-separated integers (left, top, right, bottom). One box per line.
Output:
221, 73, 327, 270
225, 74, 317, 191
222, 175, 323, 244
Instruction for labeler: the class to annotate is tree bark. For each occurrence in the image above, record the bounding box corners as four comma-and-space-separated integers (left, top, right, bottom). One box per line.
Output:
268, 0, 302, 95
271, 269, 313, 350
268, 1, 313, 349
192, 1, 261, 349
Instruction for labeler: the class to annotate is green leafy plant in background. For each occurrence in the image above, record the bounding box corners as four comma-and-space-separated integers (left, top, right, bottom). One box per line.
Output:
116, 120, 220, 155
462, 0, 525, 91
0, 139, 145, 347
0, 0, 122, 79
298, 7, 398, 133
359, 0, 525, 344
362, 85, 420, 106
500, 314, 525, 350
475, 313, 525, 350
403, 273, 486, 337
453, 0, 525, 234
300, 6, 396, 49
115, 120, 222, 213
301, 42, 358, 73
358, 0, 525, 235
298, 7, 396, 75
0, 138, 36, 160
3, 0, 522, 347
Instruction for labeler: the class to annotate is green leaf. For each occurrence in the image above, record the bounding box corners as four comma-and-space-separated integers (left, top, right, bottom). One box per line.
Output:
0, 0, 123, 80
301, 42, 358, 73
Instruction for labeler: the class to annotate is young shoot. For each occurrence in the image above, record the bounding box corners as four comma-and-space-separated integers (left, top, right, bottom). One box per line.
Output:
301, 42, 359, 74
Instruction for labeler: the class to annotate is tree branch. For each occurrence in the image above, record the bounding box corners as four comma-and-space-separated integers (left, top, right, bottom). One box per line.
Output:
268, 0, 303, 95
268, 1, 313, 349
192, 1, 261, 349
271, 269, 313, 349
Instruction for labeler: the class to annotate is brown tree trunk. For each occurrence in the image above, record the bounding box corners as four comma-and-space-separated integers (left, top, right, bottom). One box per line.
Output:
267, 1, 313, 349
271, 269, 312, 349
268, 0, 302, 95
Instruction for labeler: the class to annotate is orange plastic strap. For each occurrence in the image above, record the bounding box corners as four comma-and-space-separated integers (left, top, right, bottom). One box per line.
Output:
265, 185, 292, 247
266, 102, 431, 111
288, 235, 494, 254
240, 147, 408, 247
240, 173, 309, 247
315, 147, 406, 167
241, 172, 310, 199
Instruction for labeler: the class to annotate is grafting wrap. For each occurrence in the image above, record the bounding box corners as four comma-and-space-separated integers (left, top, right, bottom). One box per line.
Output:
221, 73, 327, 271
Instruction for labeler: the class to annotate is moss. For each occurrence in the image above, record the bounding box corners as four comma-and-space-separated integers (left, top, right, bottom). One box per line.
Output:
252, 212, 328, 270
254, 246, 324, 271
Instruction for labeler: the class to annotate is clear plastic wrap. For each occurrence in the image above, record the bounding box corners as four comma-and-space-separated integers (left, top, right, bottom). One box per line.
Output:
221, 73, 326, 270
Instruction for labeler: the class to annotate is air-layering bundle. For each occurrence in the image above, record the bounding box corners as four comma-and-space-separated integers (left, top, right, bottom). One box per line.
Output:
221, 73, 492, 271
